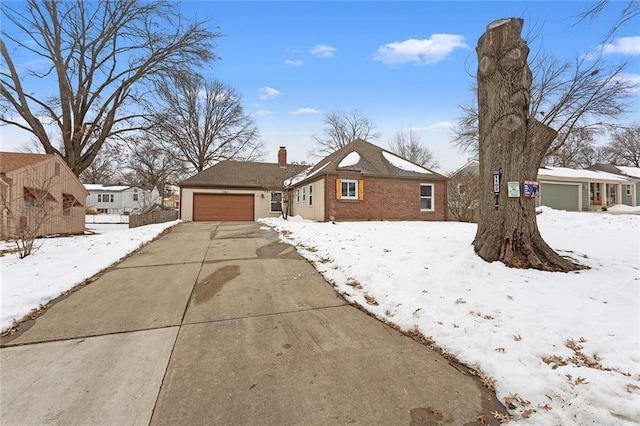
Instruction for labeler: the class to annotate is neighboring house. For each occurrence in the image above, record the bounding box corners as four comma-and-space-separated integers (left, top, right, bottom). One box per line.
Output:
85, 184, 161, 215
447, 159, 480, 222
179, 147, 307, 221
537, 166, 637, 211
0, 152, 88, 238
586, 164, 640, 208
446, 159, 639, 216
287, 138, 448, 221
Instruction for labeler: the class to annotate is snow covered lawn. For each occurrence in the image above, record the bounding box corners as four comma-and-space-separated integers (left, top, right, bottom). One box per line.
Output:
260, 208, 640, 425
1, 220, 179, 333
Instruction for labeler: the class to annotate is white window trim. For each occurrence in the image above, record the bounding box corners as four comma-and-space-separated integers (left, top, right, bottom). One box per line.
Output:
270, 191, 283, 213
302, 187, 306, 201
420, 183, 434, 211
626, 185, 631, 196
308, 184, 313, 206
296, 189, 300, 203
341, 179, 358, 200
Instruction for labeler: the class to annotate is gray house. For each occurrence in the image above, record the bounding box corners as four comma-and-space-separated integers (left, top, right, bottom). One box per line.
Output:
537, 166, 637, 211
586, 164, 640, 208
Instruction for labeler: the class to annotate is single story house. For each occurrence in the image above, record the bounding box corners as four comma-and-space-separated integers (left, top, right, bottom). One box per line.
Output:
85, 184, 161, 215
587, 164, 640, 208
179, 139, 448, 222
179, 147, 307, 221
0, 152, 88, 238
446, 161, 639, 217
537, 166, 637, 211
287, 138, 448, 221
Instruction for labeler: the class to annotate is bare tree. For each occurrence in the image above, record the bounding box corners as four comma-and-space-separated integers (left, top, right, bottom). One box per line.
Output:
0, 0, 219, 176
388, 129, 439, 169
152, 74, 264, 173
311, 110, 380, 156
576, 1, 639, 41
124, 136, 187, 200
545, 128, 608, 168
447, 171, 479, 223
1, 168, 60, 258
474, 18, 578, 272
451, 52, 636, 160
79, 147, 120, 184
601, 124, 640, 166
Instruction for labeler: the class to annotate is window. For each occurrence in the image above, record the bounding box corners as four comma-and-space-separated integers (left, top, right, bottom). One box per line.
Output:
302, 187, 306, 202
420, 184, 434, 211
24, 187, 55, 208
62, 193, 77, 216
308, 185, 313, 206
98, 193, 114, 203
97, 208, 108, 214
341, 180, 358, 199
296, 189, 300, 203
133, 193, 139, 201
270, 192, 283, 212
626, 185, 632, 196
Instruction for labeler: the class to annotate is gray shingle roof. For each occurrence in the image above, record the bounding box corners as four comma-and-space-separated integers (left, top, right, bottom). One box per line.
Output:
304, 138, 447, 180
180, 161, 308, 189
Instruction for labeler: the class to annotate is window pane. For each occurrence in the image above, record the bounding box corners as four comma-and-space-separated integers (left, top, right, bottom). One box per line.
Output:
421, 198, 432, 210
420, 185, 432, 196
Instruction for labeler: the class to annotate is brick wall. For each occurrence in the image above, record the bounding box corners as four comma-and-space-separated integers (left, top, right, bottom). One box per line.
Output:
325, 175, 447, 221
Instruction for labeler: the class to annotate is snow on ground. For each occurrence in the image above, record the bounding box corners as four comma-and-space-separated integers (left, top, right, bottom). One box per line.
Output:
0, 220, 179, 331
1, 209, 638, 424
260, 208, 640, 425
85, 214, 129, 224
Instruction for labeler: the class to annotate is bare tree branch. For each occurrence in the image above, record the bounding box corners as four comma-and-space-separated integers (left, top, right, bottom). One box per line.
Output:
0, 0, 219, 176
310, 109, 380, 156
151, 73, 264, 173
388, 129, 439, 169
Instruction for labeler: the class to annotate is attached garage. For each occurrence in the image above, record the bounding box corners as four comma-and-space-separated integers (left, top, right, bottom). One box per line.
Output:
538, 183, 580, 211
193, 193, 254, 221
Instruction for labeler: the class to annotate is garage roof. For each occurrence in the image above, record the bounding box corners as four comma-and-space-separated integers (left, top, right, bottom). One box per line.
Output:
180, 161, 308, 189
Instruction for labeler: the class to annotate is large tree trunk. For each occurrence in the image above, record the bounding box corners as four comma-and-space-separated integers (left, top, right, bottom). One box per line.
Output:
474, 18, 579, 272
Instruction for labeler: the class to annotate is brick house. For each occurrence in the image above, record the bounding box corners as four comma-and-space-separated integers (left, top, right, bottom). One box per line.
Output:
288, 139, 448, 221
0, 152, 88, 238
179, 139, 448, 222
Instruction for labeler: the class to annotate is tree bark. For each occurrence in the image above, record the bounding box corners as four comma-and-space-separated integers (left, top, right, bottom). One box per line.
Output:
474, 18, 579, 272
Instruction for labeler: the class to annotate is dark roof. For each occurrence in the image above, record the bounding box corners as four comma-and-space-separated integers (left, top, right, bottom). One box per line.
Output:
180, 161, 308, 189
300, 138, 447, 182
0, 152, 57, 174
586, 163, 624, 175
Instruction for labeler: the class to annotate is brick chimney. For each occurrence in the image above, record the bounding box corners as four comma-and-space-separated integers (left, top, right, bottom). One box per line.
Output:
278, 146, 287, 168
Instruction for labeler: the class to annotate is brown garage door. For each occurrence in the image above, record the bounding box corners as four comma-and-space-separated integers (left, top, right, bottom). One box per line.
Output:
193, 193, 254, 221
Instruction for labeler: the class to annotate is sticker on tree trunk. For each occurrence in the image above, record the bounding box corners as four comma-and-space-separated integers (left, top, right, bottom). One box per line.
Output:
508, 181, 520, 198
523, 181, 540, 198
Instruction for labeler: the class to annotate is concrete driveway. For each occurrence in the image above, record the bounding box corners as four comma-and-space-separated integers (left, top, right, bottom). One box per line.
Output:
1, 222, 506, 425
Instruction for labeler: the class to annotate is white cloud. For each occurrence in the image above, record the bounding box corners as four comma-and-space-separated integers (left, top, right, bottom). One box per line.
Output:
291, 108, 320, 115
255, 110, 274, 117
598, 36, 640, 55
285, 59, 303, 66
310, 44, 336, 58
428, 121, 454, 129
258, 86, 281, 100
373, 34, 468, 66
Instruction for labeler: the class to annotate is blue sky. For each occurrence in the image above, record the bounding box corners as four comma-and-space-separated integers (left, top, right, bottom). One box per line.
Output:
2, 1, 639, 173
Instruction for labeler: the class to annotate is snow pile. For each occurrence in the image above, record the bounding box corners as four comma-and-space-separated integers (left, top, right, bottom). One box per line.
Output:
0, 220, 179, 331
338, 151, 361, 167
382, 151, 432, 174
260, 210, 640, 425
